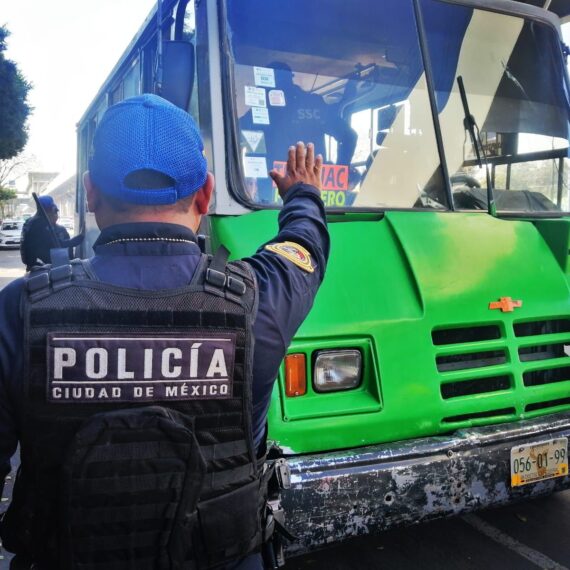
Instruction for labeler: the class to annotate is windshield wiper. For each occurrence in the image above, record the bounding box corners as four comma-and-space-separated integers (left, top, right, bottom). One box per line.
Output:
457, 76, 496, 217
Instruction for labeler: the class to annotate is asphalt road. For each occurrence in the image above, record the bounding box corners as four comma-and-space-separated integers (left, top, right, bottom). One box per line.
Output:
1, 249, 570, 569
0, 248, 24, 291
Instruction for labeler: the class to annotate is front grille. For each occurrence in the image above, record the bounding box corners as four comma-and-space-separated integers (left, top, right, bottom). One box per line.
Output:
519, 343, 569, 362
526, 397, 570, 412
441, 375, 511, 399
432, 325, 501, 345
433, 315, 570, 425
516, 317, 570, 412
442, 408, 516, 424
514, 318, 570, 337
436, 350, 506, 372
523, 366, 570, 387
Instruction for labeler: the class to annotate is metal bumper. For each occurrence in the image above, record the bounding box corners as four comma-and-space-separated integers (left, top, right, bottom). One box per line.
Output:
281, 412, 570, 555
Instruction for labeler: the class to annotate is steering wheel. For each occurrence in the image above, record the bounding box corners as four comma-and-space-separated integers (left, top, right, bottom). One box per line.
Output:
450, 173, 481, 189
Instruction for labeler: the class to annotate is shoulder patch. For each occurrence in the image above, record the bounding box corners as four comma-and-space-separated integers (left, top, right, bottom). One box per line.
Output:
265, 241, 314, 273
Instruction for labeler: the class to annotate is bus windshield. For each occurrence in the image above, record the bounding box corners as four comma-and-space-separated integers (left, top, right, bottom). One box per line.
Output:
225, 0, 448, 210
421, 0, 570, 215
224, 0, 570, 214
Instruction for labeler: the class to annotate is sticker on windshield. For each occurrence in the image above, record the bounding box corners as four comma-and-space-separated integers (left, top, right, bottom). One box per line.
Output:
244, 156, 268, 179
241, 130, 267, 154
245, 86, 267, 108
269, 89, 286, 107
252, 107, 270, 125
272, 161, 349, 191
254, 66, 275, 88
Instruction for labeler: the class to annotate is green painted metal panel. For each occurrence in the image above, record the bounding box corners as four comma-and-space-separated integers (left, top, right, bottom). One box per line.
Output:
210, 210, 570, 454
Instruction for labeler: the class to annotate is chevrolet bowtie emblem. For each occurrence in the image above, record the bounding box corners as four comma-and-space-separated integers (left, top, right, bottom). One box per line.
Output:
489, 297, 523, 312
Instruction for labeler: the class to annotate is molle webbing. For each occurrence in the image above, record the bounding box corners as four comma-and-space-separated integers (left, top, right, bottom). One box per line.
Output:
5, 254, 261, 568
59, 407, 206, 570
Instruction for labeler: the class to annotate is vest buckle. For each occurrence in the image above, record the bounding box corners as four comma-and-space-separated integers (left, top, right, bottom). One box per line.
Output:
206, 267, 226, 288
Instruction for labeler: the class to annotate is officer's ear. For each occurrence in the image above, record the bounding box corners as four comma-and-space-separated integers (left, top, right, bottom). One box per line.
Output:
193, 172, 214, 216
84, 172, 100, 213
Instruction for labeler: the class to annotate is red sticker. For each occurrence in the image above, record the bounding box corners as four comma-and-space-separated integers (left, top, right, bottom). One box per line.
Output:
272, 161, 349, 191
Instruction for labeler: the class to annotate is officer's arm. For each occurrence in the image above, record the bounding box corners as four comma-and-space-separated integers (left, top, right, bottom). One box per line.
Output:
244, 144, 329, 419
55, 225, 84, 258
0, 281, 24, 498
60, 233, 84, 249
248, 180, 328, 337
266, 142, 328, 282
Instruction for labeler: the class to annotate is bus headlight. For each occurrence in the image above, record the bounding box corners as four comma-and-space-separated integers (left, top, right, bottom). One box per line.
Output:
314, 350, 362, 393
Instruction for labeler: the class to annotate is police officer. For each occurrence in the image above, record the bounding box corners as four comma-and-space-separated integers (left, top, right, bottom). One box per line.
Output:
20, 195, 84, 270
0, 94, 329, 569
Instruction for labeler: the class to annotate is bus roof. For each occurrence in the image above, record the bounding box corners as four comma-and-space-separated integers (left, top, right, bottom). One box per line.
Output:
76, 0, 566, 131
76, 0, 178, 128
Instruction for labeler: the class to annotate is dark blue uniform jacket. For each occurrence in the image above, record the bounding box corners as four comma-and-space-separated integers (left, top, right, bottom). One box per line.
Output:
20, 215, 84, 270
0, 183, 329, 497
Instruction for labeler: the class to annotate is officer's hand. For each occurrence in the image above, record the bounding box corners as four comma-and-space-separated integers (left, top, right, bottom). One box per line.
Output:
269, 142, 323, 199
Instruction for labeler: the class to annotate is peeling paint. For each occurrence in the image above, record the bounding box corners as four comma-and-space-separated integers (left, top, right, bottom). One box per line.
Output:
280, 412, 570, 557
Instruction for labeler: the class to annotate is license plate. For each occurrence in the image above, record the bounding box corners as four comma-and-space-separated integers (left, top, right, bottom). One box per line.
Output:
510, 438, 568, 487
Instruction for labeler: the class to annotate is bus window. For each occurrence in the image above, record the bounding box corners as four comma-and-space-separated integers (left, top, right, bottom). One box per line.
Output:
111, 83, 123, 106
95, 98, 108, 124
123, 58, 140, 99
421, 0, 570, 214
182, 1, 196, 41
182, 0, 199, 122
142, 37, 157, 94
225, 0, 447, 210
76, 124, 89, 214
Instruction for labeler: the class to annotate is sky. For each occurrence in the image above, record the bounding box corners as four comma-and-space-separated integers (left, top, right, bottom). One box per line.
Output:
2, 0, 157, 185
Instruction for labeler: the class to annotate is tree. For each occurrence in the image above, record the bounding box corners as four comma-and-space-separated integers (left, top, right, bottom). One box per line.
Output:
0, 25, 32, 160
0, 186, 17, 219
0, 153, 38, 219
0, 153, 35, 187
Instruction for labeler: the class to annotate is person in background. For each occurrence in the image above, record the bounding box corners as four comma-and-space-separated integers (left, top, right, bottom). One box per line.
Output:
20, 195, 84, 270
240, 62, 358, 203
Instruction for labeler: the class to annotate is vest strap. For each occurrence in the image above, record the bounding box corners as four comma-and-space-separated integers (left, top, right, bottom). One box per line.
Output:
201, 439, 248, 461
205, 245, 230, 290
49, 247, 70, 268
25, 259, 94, 302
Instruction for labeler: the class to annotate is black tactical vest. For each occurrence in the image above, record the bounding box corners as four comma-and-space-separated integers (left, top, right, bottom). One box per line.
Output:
1, 252, 266, 569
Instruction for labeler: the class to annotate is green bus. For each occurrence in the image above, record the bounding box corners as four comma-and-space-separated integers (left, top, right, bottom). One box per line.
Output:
76, 0, 570, 557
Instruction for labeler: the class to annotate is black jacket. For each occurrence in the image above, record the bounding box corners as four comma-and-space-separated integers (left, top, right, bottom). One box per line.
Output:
20, 215, 83, 269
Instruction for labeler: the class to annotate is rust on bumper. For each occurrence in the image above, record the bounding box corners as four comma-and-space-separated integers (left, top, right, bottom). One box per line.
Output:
281, 413, 570, 555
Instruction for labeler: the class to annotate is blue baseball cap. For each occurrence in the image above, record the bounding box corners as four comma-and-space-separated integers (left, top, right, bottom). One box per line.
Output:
89, 94, 208, 205
38, 195, 56, 210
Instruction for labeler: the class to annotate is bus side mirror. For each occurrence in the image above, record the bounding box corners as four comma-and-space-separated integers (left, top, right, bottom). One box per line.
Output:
160, 40, 195, 110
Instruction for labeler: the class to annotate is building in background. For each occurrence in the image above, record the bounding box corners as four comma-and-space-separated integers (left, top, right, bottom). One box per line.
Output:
14, 171, 59, 217
23, 171, 58, 199
42, 172, 75, 217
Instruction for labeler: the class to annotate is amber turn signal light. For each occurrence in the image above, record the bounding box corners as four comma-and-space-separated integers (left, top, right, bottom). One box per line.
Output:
285, 354, 307, 397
